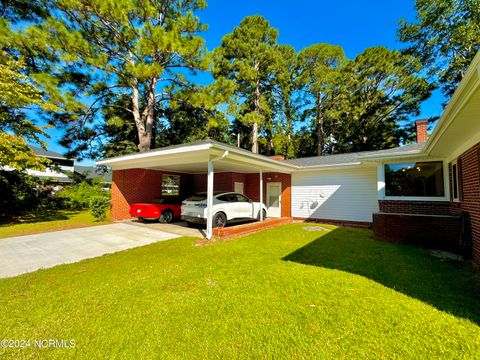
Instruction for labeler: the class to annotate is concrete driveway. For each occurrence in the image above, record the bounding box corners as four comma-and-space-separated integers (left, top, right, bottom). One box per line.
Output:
0, 223, 180, 279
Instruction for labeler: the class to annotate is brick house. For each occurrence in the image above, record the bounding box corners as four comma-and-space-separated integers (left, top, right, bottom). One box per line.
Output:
98, 51, 480, 265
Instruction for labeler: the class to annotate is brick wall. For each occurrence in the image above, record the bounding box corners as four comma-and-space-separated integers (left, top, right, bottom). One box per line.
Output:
244, 172, 291, 217
111, 169, 292, 220
379, 200, 451, 215
375, 142, 480, 265
373, 212, 461, 253
449, 143, 480, 264
111, 169, 193, 221
192, 172, 242, 193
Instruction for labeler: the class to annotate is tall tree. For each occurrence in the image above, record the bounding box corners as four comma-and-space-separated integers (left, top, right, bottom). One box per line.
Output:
331, 47, 432, 153
398, 0, 480, 97
270, 44, 300, 158
297, 44, 346, 155
213, 15, 282, 154
8, 0, 209, 155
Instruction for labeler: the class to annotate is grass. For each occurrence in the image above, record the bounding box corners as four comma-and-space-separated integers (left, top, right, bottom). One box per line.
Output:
0, 210, 111, 239
0, 223, 479, 359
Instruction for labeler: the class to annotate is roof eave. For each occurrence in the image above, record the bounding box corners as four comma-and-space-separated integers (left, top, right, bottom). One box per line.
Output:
424, 50, 480, 155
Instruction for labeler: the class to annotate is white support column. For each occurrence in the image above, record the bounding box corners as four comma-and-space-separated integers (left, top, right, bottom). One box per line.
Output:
377, 163, 385, 200
206, 160, 214, 240
259, 169, 263, 221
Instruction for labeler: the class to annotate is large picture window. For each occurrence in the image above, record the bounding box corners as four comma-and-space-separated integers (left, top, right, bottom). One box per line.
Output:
161, 175, 180, 196
384, 161, 445, 197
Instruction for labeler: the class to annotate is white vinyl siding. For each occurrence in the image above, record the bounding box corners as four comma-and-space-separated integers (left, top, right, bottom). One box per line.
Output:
291, 166, 379, 222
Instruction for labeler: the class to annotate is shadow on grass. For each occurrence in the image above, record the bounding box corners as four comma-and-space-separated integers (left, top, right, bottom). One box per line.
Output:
283, 226, 480, 325
0, 210, 78, 225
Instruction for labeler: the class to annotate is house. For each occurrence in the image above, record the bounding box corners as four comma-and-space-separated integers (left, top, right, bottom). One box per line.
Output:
27, 145, 75, 184
75, 165, 112, 185
97, 50, 480, 266
25, 146, 112, 186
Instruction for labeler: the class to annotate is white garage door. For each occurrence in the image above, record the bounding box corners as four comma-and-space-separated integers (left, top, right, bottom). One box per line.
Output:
291, 166, 379, 222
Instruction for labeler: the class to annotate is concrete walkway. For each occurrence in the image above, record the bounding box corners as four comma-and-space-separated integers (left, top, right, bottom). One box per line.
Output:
0, 223, 180, 279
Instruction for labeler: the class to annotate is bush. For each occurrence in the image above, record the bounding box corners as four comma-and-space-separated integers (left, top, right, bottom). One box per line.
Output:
0, 170, 44, 218
57, 182, 108, 211
89, 196, 110, 221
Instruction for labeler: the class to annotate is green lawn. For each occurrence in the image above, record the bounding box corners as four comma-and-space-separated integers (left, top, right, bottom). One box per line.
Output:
0, 223, 479, 358
0, 210, 110, 239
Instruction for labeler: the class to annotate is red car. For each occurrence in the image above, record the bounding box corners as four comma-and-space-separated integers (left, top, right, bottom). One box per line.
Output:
129, 197, 182, 223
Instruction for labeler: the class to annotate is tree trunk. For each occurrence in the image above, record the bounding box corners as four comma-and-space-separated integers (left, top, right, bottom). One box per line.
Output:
316, 92, 325, 156
131, 77, 156, 153
251, 63, 260, 154
252, 122, 259, 154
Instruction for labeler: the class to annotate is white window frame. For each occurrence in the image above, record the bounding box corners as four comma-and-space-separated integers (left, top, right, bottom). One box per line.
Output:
451, 159, 460, 202
378, 159, 449, 202
161, 174, 181, 196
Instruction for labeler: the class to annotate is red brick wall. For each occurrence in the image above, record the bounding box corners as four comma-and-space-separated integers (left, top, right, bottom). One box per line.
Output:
192, 172, 246, 193
373, 212, 461, 253
449, 143, 480, 264
244, 172, 291, 217
191, 171, 291, 217
379, 200, 451, 215
111, 169, 192, 221
112, 170, 292, 220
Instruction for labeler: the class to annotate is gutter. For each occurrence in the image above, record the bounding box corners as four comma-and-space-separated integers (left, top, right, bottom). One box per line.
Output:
424, 50, 480, 155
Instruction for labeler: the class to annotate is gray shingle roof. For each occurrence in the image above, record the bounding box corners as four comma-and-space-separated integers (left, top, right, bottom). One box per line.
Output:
28, 145, 69, 160
75, 165, 112, 182
285, 143, 425, 167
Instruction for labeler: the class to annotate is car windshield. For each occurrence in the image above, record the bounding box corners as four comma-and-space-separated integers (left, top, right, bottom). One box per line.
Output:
186, 192, 223, 201
150, 198, 165, 204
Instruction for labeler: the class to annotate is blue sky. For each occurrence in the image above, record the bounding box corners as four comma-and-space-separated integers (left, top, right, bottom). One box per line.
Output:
44, 0, 445, 164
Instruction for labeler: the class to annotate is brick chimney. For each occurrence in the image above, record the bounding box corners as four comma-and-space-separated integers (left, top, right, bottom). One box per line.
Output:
415, 119, 428, 143
270, 155, 285, 161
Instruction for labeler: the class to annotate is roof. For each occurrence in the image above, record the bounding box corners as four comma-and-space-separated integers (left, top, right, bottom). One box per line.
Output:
75, 165, 112, 183
97, 139, 299, 173
28, 145, 70, 160
285, 143, 425, 167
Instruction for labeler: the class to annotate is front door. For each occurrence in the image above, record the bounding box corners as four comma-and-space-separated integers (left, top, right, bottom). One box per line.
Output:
266, 182, 282, 218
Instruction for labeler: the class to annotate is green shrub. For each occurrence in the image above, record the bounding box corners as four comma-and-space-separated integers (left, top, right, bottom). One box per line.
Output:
0, 170, 43, 218
57, 182, 108, 210
89, 196, 110, 221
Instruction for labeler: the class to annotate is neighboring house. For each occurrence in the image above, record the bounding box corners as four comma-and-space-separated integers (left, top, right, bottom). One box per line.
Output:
97, 51, 480, 266
23, 147, 111, 187
75, 165, 112, 185
27, 145, 75, 184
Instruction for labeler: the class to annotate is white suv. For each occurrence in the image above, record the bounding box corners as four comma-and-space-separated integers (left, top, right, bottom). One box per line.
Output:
181, 192, 267, 228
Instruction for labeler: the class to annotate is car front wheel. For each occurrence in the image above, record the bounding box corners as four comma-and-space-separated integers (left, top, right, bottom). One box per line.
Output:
213, 212, 227, 228
159, 210, 174, 223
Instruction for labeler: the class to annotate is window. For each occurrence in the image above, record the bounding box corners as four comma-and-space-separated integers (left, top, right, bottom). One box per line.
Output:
384, 161, 445, 197
235, 194, 251, 203
161, 175, 180, 196
451, 160, 459, 201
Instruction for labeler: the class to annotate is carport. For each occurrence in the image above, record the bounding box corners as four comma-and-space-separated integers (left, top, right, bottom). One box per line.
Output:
97, 140, 297, 240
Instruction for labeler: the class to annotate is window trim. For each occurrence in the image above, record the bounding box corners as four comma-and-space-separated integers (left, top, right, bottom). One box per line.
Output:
161, 174, 181, 196
380, 159, 449, 202
451, 159, 460, 202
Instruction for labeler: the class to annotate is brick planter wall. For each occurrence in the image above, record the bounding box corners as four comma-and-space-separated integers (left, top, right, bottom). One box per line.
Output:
379, 200, 451, 215
373, 212, 461, 253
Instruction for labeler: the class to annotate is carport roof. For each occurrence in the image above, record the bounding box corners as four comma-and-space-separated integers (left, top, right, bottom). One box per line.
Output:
96, 139, 300, 173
